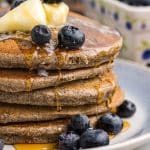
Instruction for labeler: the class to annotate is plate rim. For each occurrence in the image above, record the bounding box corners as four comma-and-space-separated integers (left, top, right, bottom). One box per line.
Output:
88, 59, 150, 150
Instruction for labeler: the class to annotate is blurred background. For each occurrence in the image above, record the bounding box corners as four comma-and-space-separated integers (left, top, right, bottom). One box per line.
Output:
0, 0, 150, 68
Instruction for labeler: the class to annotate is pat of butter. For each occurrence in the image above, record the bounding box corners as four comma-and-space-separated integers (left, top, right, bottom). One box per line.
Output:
44, 2, 69, 26
0, 0, 69, 33
15, 144, 57, 150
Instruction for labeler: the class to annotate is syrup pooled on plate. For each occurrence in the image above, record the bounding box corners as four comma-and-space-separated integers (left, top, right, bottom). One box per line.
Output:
15, 144, 57, 150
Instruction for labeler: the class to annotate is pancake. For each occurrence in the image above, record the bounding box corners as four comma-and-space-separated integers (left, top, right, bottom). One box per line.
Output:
0, 63, 112, 93
0, 87, 124, 144
0, 72, 116, 106
0, 87, 124, 124
0, 12, 122, 70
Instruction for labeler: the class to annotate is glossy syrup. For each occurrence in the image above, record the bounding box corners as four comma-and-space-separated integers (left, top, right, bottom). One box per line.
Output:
94, 80, 105, 118
25, 75, 33, 92
54, 88, 62, 112
15, 144, 57, 150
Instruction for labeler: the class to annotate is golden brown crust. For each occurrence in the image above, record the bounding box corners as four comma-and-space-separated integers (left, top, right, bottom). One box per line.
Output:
0, 63, 112, 92
0, 71, 116, 106
0, 87, 124, 144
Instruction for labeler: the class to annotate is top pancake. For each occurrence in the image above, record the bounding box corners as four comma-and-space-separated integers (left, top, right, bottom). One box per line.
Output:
0, 12, 122, 70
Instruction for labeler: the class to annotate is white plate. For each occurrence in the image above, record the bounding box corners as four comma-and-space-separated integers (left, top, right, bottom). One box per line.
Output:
4, 59, 150, 150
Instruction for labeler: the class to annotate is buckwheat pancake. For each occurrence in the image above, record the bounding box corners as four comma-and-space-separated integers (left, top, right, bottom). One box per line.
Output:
0, 72, 116, 106
0, 63, 112, 93
0, 87, 124, 124
0, 87, 124, 144
0, 12, 122, 70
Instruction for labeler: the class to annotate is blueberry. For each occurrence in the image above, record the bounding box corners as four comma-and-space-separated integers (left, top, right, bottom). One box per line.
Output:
80, 128, 109, 148
31, 25, 51, 45
44, 0, 63, 3
58, 132, 80, 150
117, 100, 136, 118
11, 0, 26, 10
58, 25, 85, 50
0, 139, 4, 150
70, 114, 90, 135
97, 113, 123, 135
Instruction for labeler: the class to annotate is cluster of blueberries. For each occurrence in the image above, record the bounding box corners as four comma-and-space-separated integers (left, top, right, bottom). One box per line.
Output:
58, 100, 136, 150
119, 0, 150, 6
0, 101, 136, 149
8, 0, 86, 50
31, 25, 85, 50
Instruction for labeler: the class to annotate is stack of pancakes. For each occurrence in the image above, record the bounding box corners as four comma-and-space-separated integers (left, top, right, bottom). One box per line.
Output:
0, 13, 123, 144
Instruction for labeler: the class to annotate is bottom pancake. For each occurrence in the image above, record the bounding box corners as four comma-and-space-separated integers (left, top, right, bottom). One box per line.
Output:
0, 88, 124, 144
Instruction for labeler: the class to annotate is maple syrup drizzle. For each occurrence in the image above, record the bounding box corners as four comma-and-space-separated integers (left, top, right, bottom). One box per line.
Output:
95, 80, 105, 118
122, 120, 130, 132
54, 88, 62, 112
55, 50, 65, 70
25, 77, 33, 92
25, 72, 33, 92
58, 70, 62, 82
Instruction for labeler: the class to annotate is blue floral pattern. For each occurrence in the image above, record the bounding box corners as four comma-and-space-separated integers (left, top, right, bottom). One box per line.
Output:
126, 22, 132, 30
142, 50, 150, 60
114, 12, 119, 21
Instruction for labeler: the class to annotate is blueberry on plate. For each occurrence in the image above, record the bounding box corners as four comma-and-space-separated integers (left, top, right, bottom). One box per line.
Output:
117, 100, 136, 118
11, 0, 26, 9
58, 132, 80, 150
70, 114, 90, 135
31, 25, 51, 45
58, 25, 85, 50
44, 0, 63, 3
80, 128, 109, 149
0, 139, 4, 150
97, 113, 123, 135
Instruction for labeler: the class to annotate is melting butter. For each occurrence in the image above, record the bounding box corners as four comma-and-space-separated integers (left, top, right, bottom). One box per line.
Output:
44, 2, 69, 26
0, 0, 69, 33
